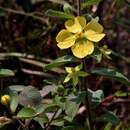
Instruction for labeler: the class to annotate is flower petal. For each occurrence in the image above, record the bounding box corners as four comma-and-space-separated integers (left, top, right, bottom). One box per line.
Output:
65, 16, 86, 33
85, 30, 105, 42
85, 19, 104, 33
65, 67, 73, 73
56, 29, 76, 49
71, 40, 94, 58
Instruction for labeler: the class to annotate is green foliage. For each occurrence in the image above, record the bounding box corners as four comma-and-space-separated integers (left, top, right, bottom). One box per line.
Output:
0, 69, 14, 77
17, 107, 37, 119
91, 68, 130, 86
0, 0, 129, 130
19, 86, 42, 107
44, 55, 78, 70
46, 9, 74, 19
96, 109, 119, 125
82, 0, 104, 8
10, 92, 19, 113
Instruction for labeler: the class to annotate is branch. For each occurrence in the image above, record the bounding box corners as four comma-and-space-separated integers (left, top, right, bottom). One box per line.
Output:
0, 6, 48, 24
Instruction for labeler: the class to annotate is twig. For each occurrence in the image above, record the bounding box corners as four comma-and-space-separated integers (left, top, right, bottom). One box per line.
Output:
77, 0, 81, 16
0, 6, 48, 25
45, 109, 58, 130
83, 60, 94, 130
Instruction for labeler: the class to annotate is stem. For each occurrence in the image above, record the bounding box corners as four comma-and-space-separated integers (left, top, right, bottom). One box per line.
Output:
83, 60, 94, 130
77, 0, 81, 16
45, 109, 58, 130
0, 6, 48, 25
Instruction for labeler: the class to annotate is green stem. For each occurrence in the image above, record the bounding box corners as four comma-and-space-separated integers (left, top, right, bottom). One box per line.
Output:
83, 60, 94, 130
77, 1, 94, 129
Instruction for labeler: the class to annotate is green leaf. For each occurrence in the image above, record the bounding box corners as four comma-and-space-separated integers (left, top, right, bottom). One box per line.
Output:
51, 118, 64, 126
44, 55, 78, 70
17, 107, 36, 119
91, 68, 130, 86
70, 91, 86, 103
77, 71, 89, 77
62, 125, 87, 130
19, 86, 42, 107
8, 85, 26, 92
115, 91, 130, 97
44, 104, 60, 112
92, 48, 102, 63
82, 0, 104, 8
63, 3, 73, 14
65, 95, 80, 119
88, 89, 104, 108
0, 69, 14, 77
64, 74, 71, 83
46, 9, 74, 19
40, 85, 56, 97
10, 93, 19, 113
34, 114, 49, 128
96, 110, 119, 125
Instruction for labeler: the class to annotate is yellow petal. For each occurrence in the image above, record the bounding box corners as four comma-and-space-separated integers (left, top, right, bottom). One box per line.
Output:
65, 16, 86, 33
85, 19, 104, 33
65, 67, 73, 73
71, 40, 94, 58
56, 29, 76, 49
85, 30, 105, 42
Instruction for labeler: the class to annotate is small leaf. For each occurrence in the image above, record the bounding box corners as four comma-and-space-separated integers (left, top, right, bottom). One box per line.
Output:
91, 68, 130, 86
65, 95, 80, 119
82, 0, 104, 8
63, 3, 73, 14
0, 69, 14, 77
88, 89, 104, 108
64, 74, 71, 83
46, 9, 74, 19
34, 114, 49, 128
10, 93, 19, 113
96, 110, 119, 125
115, 91, 130, 97
44, 104, 60, 112
44, 55, 78, 70
40, 85, 56, 97
77, 71, 89, 77
17, 107, 36, 119
19, 86, 42, 107
8, 85, 26, 92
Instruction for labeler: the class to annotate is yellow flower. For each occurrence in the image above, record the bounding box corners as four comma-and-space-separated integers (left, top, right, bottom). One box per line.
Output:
1, 95, 10, 106
64, 64, 88, 86
56, 16, 105, 58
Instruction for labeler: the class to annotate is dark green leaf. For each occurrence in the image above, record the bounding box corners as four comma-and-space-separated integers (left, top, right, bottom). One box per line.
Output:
17, 107, 36, 119
91, 68, 130, 86
44, 104, 60, 112
65, 95, 80, 119
96, 110, 119, 125
46, 9, 74, 19
88, 89, 104, 108
44, 55, 78, 70
82, 0, 104, 8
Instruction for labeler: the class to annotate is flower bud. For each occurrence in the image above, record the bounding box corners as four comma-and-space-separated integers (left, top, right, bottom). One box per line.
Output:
1, 95, 10, 106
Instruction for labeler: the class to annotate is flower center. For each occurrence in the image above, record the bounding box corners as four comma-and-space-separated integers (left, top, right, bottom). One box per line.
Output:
78, 32, 84, 38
